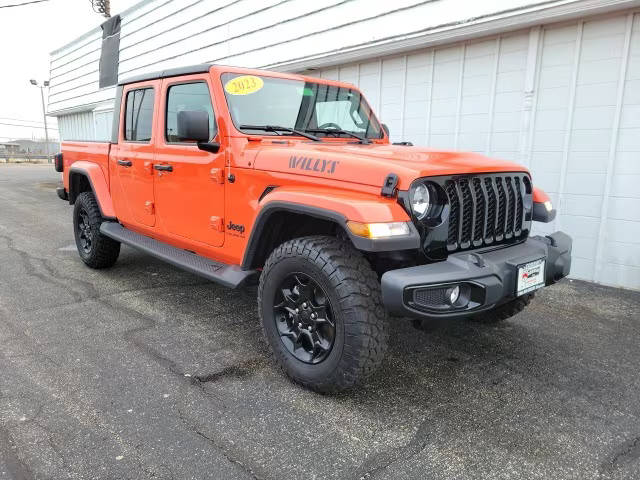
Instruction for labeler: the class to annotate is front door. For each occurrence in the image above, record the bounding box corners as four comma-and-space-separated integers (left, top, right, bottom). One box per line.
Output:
112, 82, 160, 227
153, 77, 225, 247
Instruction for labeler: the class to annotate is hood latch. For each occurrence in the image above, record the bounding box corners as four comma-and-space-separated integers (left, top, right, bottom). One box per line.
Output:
381, 173, 399, 198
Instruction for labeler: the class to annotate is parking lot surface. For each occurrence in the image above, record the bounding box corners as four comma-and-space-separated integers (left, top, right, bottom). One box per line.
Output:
1, 164, 639, 480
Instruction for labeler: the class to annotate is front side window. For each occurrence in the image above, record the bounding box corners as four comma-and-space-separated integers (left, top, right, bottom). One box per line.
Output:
124, 88, 154, 142
221, 73, 382, 139
166, 82, 216, 142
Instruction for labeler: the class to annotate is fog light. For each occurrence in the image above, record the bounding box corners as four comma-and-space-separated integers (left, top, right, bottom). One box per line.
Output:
445, 285, 460, 305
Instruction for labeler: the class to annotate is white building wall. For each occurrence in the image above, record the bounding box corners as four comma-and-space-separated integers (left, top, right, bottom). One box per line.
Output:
50, 0, 618, 115
315, 11, 640, 288
56, 111, 95, 141
48, 0, 640, 289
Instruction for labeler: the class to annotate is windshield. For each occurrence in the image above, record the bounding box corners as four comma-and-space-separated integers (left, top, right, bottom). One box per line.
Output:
221, 73, 383, 139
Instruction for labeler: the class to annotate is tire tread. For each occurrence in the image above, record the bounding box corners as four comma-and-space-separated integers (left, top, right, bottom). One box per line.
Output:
74, 191, 120, 269
258, 235, 388, 393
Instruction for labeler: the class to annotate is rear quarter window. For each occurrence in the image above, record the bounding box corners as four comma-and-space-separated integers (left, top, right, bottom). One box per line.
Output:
124, 88, 154, 142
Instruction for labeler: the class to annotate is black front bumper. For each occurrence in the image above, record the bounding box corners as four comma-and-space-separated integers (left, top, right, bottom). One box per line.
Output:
381, 231, 572, 320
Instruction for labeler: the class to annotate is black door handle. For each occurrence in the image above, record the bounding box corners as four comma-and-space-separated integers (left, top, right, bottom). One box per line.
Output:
154, 164, 173, 172
117, 160, 132, 167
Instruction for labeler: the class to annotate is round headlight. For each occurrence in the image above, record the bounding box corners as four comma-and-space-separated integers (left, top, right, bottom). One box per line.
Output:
411, 183, 431, 220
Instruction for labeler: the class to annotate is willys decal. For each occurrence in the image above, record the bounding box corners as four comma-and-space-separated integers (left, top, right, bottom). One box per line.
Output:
288, 156, 339, 174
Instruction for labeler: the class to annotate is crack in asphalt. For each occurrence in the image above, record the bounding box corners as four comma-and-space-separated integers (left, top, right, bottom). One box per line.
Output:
0, 231, 267, 478
0, 423, 35, 480
176, 407, 265, 480
0, 233, 86, 303
599, 434, 640, 476
352, 414, 433, 480
193, 357, 267, 384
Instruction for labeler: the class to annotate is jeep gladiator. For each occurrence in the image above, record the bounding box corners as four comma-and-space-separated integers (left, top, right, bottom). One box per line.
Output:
55, 64, 572, 392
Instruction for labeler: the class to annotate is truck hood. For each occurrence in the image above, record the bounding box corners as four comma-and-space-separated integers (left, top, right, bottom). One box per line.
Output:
251, 142, 529, 191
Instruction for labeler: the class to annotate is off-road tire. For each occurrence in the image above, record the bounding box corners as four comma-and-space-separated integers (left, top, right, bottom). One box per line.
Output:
258, 235, 388, 393
73, 191, 120, 269
467, 292, 535, 324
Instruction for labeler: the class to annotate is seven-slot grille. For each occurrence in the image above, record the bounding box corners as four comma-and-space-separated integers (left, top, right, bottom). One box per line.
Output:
444, 174, 531, 251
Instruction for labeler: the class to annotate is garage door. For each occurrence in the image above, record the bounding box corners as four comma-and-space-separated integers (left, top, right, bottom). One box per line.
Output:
315, 11, 640, 290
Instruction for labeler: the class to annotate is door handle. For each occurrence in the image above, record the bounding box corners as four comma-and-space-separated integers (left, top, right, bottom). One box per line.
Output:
154, 164, 173, 172
117, 160, 132, 167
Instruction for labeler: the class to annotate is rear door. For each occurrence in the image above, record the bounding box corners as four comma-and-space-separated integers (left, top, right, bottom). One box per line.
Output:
153, 76, 225, 247
112, 81, 159, 227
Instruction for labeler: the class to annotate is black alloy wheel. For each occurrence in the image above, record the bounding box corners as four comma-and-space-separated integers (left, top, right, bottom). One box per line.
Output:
73, 191, 121, 269
77, 207, 94, 254
258, 235, 388, 393
273, 272, 335, 364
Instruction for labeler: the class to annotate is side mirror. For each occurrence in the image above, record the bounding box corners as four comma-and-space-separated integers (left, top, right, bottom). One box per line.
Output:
177, 110, 220, 153
177, 110, 210, 142
381, 123, 390, 137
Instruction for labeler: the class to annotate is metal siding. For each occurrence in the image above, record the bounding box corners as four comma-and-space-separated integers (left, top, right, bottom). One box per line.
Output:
93, 110, 114, 141
49, 1, 640, 289
58, 111, 95, 141
50, 0, 569, 115
317, 11, 639, 289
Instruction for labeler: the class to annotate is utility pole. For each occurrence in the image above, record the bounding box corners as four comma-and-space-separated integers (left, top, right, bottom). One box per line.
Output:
29, 79, 51, 162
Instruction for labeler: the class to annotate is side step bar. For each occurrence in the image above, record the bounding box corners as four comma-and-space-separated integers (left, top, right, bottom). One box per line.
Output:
100, 222, 256, 288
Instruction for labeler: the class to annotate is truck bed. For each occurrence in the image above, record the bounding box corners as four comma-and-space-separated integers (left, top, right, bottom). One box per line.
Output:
61, 141, 111, 188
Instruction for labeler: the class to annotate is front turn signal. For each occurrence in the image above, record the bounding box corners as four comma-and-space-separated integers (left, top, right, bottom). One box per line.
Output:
346, 221, 411, 239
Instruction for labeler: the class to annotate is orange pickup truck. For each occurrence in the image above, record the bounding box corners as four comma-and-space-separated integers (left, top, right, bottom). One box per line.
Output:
55, 64, 571, 392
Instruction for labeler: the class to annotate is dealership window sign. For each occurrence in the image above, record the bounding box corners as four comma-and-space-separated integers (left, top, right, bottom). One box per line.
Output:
99, 15, 121, 89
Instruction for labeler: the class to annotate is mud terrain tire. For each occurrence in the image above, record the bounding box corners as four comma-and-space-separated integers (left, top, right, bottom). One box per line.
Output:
73, 191, 120, 269
258, 236, 388, 393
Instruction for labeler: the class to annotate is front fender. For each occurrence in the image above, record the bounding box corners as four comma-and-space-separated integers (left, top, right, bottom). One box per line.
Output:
241, 187, 420, 269
532, 187, 556, 223
67, 161, 116, 219
261, 186, 411, 223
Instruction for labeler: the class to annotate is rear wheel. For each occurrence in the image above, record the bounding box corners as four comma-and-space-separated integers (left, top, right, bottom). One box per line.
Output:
258, 236, 388, 393
73, 191, 120, 269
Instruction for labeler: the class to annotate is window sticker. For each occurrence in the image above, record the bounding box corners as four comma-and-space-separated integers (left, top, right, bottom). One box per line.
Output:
296, 86, 315, 96
224, 75, 264, 95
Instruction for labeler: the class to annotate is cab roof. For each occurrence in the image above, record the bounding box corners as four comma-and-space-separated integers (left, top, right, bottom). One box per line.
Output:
117, 64, 356, 90
118, 64, 213, 86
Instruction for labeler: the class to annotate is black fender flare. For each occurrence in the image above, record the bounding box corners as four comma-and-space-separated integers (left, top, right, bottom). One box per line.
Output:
67, 166, 116, 220
241, 201, 420, 270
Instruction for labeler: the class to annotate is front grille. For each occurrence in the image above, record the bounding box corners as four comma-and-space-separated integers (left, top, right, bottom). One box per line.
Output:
443, 174, 531, 251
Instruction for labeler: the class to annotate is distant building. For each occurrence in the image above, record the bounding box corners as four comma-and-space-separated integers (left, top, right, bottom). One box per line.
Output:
0, 140, 59, 161
47, 0, 640, 289
11, 139, 60, 156
0, 143, 20, 156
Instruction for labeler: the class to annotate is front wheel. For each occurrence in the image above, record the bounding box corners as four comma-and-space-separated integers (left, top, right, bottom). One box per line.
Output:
73, 191, 120, 269
258, 236, 388, 393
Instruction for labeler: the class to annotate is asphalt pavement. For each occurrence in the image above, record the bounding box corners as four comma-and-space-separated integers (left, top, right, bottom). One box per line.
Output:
1, 164, 639, 480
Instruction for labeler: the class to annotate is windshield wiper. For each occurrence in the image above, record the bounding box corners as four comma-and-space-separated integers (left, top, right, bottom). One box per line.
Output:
238, 124, 320, 142
305, 128, 371, 144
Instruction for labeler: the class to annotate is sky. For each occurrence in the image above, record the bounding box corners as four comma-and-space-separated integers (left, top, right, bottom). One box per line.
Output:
0, 0, 139, 142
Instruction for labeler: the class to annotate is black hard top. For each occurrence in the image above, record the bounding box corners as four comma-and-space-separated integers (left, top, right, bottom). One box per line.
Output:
118, 63, 214, 86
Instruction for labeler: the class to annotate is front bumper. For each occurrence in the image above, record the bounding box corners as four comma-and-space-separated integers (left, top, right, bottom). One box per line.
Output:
381, 231, 572, 320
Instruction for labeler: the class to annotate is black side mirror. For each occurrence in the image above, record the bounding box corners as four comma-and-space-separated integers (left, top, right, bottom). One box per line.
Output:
177, 110, 220, 153
177, 110, 210, 142
381, 123, 390, 137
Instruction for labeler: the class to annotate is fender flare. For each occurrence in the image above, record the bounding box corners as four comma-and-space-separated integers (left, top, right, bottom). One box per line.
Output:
68, 162, 116, 219
241, 189, 420, 269
532, 187, 556, 223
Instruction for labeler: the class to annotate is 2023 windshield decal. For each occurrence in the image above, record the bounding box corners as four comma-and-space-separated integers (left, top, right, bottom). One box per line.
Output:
288, 156, 339, 174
